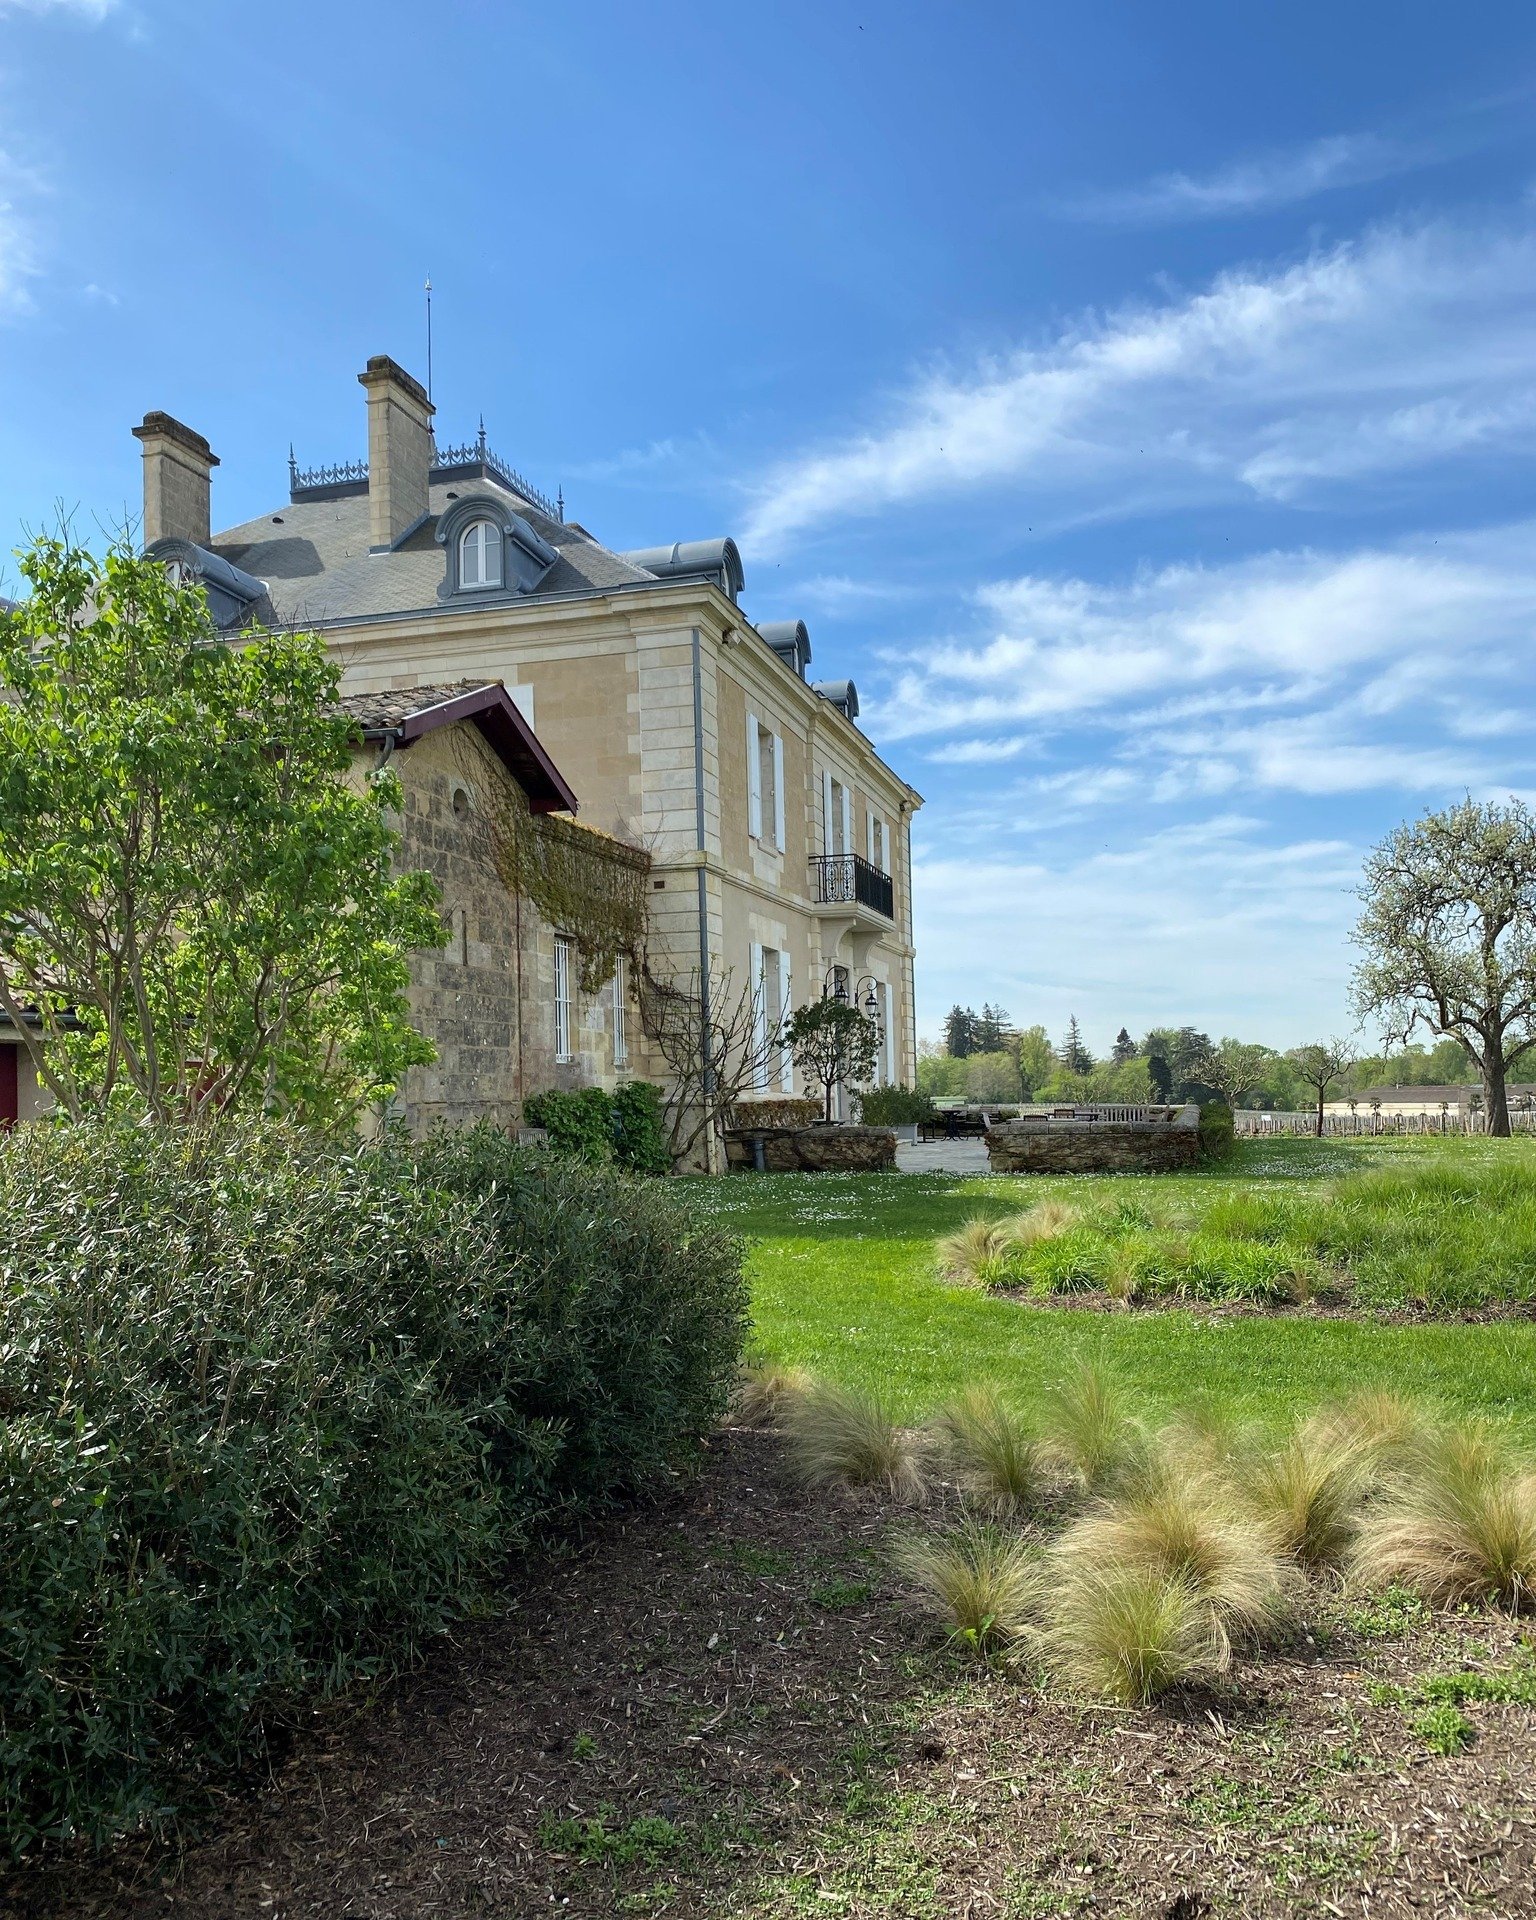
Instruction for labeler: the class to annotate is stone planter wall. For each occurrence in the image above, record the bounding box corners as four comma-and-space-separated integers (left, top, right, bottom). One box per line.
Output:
725, 1124, 897, 1173
986, 1121, 1200, 1174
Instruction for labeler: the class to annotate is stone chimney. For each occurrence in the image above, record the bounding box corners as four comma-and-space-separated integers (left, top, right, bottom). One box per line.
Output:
131, 412, 219, 546
358, 355, 435, 551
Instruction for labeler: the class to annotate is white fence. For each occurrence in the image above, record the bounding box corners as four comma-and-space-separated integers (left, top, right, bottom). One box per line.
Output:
1236, 1108, 1536, 1137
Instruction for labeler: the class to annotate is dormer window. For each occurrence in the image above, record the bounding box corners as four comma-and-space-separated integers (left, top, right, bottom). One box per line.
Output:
458, 519, 502, 590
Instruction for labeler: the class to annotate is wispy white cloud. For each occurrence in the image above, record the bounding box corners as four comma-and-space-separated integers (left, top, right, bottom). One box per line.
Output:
871, 527, 1536, 741
0, 0, 116, 16
1056, 133, 1419, 225
913, 817, 1363, 1048
924, 736, 1033, 765
743, 213, 1536, 551
0, 150, 43, 317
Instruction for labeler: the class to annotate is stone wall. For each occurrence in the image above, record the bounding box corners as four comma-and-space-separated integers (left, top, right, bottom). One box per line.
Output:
725, 1124, 896, 1172
986, 1121, 1200, 1174
376, 726, 639, 1134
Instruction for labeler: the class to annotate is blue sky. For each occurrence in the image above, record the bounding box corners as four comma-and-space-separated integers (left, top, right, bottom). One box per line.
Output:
4, 0, 1536, 1055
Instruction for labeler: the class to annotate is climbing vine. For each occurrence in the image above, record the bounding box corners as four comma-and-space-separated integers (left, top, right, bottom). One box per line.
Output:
453, 732, 650, 992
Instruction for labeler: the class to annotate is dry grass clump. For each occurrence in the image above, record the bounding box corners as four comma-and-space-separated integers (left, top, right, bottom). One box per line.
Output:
1040, 1361, 1148, 1494
1353, 1421, 1536, 1609
1041, 1562, 1223, 1704
1054, 1461, 1288, 1657
1011, 1199, 1083, 1246
729, 1361, 813, 1428
1234, 1414, 1376, 1572
933, 1385, 1051, 1512
782, 1378, 926, 1501
1326, 1389, 1430, 1465
892, 1520, 1041, 1652
934, 1216, 1018, 1288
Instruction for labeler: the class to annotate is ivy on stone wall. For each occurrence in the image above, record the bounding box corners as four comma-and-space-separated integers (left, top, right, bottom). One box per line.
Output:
455, 734, 650, 993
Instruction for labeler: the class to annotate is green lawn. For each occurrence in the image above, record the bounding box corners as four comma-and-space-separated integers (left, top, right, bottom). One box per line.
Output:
692, 1136, 1536, 1433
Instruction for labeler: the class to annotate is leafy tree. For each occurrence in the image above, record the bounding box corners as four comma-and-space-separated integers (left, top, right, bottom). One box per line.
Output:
916, 1049, 968, 1098
1014, 1023, 1054, 1098
1146, 1050, 1173, 1103
944, 1003, 977, 1058
787, 996, 881, 1123
1353, 798, 1536, 1136
1199, 1038, 1275, 1111
1058, 1015, 1093, 1075
1287, 1040, 1356, 1137
973, 1002, 1009, 1053
1142, 1026, 1214, 1102
964, 1050, 1022, 1102
1111, 1026, 1137, 1064
0, 534, 443, 1126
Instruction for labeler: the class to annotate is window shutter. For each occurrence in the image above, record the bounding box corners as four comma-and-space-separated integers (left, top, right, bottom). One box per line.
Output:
822, 768, 834, 855
750, 941, 766, 1089
772, 732, 785, 850
840, 784, 852, 860
779, 957, 794, 1092
747, 713, 762, 840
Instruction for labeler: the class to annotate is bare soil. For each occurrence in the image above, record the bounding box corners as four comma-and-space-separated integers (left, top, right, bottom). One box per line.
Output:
5, 1429, 1534, 1919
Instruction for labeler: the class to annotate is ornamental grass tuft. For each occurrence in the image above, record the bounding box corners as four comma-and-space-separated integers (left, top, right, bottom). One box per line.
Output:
1040, 1361, 1148, 1494
729, 1361, 814, 1428
933, 1384, 1051, 1512
1053, 1460, 1288, 1659
1041, 1562, 1224, 1705
782, 1377, 926, 1500
1234, 1412, 1377, 1572
1353, 1420, 1536, 1609
934, 1216, 1018, 1288
892, 1520, 1042, 1653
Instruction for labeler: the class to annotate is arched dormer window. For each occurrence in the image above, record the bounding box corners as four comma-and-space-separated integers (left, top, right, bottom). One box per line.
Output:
437, 494, 558, 600
458, 519, 502, 590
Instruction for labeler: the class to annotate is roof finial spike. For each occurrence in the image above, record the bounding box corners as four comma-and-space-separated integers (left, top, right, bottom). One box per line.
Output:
557, 485, 565, 523
476, 415, 487, 460
287, 444, 298, 488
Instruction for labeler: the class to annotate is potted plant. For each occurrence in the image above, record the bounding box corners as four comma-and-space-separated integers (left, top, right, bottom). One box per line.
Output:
856, 1084, 936, 1143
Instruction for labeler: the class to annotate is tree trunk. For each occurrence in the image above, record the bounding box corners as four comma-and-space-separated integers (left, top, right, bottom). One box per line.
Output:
1484, 1051, 1511, 1137
1315, 1089, 1324, 1137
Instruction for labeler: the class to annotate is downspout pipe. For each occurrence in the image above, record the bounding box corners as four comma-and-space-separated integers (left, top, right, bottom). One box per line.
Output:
691, 626, 714, 1160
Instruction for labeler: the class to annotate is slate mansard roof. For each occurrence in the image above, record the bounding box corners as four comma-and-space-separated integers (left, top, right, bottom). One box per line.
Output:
208, 474, 661, 630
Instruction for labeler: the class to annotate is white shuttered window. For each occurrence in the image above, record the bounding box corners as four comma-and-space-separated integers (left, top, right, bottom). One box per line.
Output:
613, 954, 628, 1068
554, 937, 574, 1062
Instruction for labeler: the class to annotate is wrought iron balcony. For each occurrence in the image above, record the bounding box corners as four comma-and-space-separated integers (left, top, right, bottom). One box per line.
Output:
809, 853, 894, 920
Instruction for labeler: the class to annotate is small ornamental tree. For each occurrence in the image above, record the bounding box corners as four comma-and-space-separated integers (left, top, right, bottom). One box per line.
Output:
1287, 1040, 1356, 1137
1353, 799, 1536, 1137
1199, 1039, 1275, 1111
787, 996, 881, 1123
0, 533, 444, 1127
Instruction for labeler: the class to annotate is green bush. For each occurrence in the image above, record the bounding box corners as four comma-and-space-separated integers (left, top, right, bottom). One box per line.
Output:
857, 1085, 936, 1127
0, 1120, 744, 1856
1198, 1101, 1236, 1160
612, 1080, 671, 1174
525, 1083, 672, 1172
524, 1086, 615, 1163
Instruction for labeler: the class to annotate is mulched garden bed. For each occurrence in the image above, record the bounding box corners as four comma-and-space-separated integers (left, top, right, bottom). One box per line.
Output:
984, 1286, 1536, 1324
5, 1430, 1534, 1919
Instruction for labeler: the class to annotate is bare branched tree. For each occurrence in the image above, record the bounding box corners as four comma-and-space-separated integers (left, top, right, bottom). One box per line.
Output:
1287, 1040, 1356, 1138
637, 955, 788, 1168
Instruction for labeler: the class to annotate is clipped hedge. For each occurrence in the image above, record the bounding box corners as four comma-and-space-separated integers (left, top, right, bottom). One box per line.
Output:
524, 1082, 672, 1172
0, 1121, 744, 1858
